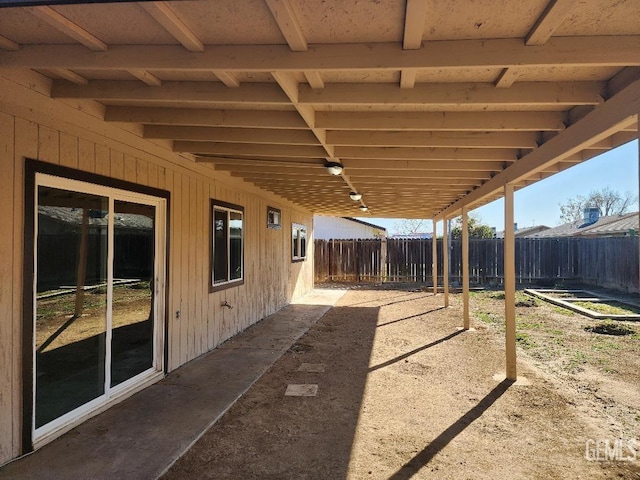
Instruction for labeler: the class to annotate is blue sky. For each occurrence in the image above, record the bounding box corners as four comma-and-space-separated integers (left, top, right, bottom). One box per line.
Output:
358, 140, 639, 234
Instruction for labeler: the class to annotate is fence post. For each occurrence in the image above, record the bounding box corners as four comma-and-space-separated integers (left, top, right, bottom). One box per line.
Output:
381, 237, 387, 283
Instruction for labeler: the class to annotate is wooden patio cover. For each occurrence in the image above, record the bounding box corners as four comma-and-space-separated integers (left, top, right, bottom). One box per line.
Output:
1, 0, 638, 220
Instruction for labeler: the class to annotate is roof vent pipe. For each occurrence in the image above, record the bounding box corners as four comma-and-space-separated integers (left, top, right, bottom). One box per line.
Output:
583, 207, 600, 224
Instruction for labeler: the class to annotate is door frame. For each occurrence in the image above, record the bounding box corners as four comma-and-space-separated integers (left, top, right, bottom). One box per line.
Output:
22, 159, 171, 453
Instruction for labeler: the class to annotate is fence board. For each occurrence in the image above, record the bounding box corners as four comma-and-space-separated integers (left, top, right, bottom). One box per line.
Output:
315, 236, 639, 292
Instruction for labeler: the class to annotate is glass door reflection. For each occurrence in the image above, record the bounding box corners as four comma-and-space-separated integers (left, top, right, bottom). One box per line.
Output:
35, 187, 108, 428
110, 201, 155, 387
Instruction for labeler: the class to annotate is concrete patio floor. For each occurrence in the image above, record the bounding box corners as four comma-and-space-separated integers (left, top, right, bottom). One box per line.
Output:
0, 288, 346, 480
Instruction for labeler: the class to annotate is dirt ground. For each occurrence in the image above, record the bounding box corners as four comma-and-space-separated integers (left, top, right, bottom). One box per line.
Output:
164, 284, 640, 479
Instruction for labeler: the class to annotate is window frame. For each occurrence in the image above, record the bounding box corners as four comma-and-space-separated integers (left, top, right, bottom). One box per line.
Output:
267, 206, 281, 230
292, 223, 307, 262
210, 199, 245, 292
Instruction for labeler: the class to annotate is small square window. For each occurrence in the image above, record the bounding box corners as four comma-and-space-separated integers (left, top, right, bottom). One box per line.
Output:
292, 223, 307, 261
267, 206, 281, 229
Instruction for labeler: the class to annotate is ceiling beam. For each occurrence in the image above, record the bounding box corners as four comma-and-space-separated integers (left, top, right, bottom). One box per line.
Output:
494, 68, 519, 88
265, 0, 307, 52
526, 0, 576, 46
403, 0, 428, 49
144, 125, 319, 144
303, 71, 324, 89
400, 69, 417, 89
218, 164, 490, 179
3, 36, 638, 70
326, 131, 540, 148
315, 111, 566, 131
52, 81, 290, 104
212, 71, 240, 88
335, 146, 518, 161
27, 6, 107, 51
211, 158, 505, 171
128, 68, 162, 86
299, 82, 605, 107
173, 142, 327, 157
105, 107, 307, 129
0, 35, 19, 51
272, 71, 333, 157
438, 78, 640, 218
139, 1, 204, 52
48, 68, 88, 85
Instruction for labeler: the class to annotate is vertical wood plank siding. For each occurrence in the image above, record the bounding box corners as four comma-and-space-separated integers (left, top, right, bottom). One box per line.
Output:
0, 80, 314, 463
315, 237, 639, 292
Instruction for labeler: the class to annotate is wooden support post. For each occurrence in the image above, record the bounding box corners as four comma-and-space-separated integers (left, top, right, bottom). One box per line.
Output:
443, 218, 449, 307
74, 208, 90, 318
504, 183, 517, 380
432, 219, 438, 295
462, 207, 470, 329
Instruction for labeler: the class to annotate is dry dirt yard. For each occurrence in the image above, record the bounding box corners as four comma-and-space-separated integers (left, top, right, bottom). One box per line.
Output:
164, 284, 640, 480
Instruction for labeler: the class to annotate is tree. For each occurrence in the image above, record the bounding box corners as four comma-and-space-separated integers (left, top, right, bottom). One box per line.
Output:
392, 219, 428, 236
450, 213, 494, 238
559, 187, 636, 223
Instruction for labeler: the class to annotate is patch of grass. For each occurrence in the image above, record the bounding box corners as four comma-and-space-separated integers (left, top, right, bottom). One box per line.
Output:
547, 329, 564, 335
552, 306, 574, 316
567, 351, 588, 371
573, 301, 640, 316
490, 292, 505, 300
517, 320, 544, 330
591, 340, 622, 352
516, 292, 539, 308
516, 332, 535, 349
553, 336, 565, 347
476, 311, 495, 324
584, 321, 635, 336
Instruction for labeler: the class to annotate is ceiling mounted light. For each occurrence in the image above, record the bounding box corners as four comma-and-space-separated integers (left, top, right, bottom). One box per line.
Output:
359, 205, 368, 212
349, 192, 362, 201
325, 162, 343, 176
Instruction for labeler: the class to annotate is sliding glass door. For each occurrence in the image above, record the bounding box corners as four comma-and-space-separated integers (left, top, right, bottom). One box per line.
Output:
33, 174, 166, 442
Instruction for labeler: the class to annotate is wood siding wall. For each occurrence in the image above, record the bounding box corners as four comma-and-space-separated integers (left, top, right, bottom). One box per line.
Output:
0, 73, 314, 463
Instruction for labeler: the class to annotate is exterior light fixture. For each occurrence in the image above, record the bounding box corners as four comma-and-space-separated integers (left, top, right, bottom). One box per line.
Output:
349, 192, 362, 201
325, 162, 343, 175
359, 205, 368, 212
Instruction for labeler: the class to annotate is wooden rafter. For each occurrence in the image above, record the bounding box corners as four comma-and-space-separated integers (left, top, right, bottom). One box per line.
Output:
265, 0, 307, 52
139, 1, 204, 52
48, 68, 88, 85
526, 0, 577, 46
128, 69, 162, 86
144, 125, 320, 144
0, 35, 19, 51
27, 6, 107, 51
299, 82, 605, 107
438, 79, 640, 218
315, 111, 567, 131
105, 107, 307, 129
3, 37, 639, 71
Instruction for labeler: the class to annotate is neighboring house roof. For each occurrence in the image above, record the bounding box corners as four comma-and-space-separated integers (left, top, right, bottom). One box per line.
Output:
342, 217, 387, 232
529, 212, 637, 238
496, 225, 550, 238
391, 232, 433, 239
577, 212, 638, 237
39, 206, 153, 231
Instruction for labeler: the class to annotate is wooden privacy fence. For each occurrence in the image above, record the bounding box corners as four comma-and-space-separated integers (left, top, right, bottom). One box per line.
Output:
314, 237, 639, 292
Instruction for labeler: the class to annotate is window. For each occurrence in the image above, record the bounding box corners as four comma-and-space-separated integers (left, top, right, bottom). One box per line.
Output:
267, 206, 281, 229
211, 200, 244, 291
292, 223, 307, 261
